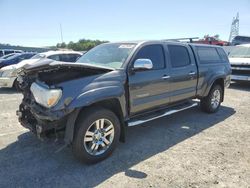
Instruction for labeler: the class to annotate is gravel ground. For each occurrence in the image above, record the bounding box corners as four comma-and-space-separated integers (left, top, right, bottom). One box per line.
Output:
0, 82, 249, 188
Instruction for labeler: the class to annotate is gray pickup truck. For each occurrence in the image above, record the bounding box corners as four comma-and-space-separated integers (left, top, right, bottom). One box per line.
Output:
17, 41, 231, 163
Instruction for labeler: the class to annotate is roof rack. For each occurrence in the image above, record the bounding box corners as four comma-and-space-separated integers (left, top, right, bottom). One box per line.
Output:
164, 37, 199, 43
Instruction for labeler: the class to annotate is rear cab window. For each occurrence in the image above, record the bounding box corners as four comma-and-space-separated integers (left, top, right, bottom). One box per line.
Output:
196, 46, 222, 64
217, 48, 229, 62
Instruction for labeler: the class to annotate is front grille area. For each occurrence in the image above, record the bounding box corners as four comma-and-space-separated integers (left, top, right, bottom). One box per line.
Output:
231, 64, 250, 69
232, 69, 250, 76
231, 64, 250, 76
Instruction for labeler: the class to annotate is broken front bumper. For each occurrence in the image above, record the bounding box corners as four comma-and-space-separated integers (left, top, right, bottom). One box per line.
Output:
17, 99, 73, 137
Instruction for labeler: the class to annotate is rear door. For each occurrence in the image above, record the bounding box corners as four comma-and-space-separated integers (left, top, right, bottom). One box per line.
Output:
128, 44, 171, 115
166, 44, 198, 103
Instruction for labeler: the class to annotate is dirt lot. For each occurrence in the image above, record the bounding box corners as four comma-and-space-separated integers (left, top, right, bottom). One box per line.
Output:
0, 83, 249, 188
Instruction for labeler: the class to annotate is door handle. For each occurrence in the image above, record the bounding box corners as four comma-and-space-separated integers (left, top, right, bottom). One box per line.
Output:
189, 71, 196, 75
162, 75, 170, 80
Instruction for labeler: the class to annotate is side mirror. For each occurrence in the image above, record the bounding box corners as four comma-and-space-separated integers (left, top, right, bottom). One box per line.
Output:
133, 59, 153, 71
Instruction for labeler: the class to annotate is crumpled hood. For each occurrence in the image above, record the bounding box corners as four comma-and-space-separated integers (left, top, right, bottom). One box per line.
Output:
229, 57, 250, 65
22, 60, 115, 73
21, 59, 116, 87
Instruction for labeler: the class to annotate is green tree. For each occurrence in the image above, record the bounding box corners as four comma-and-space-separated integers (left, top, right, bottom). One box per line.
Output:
58, 39, 108, 51
60, 42, 66, 48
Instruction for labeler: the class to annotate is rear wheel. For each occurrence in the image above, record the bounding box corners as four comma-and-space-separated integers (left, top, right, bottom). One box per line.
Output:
72, 107, 121, 164
200, 85, 223, 113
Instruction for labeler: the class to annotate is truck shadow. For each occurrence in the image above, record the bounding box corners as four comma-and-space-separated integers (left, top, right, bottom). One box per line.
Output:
0, 106, 235, 187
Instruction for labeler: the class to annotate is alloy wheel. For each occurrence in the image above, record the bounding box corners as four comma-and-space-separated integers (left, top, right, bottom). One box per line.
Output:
83, 118, 115, 156
211, 89, 221, 109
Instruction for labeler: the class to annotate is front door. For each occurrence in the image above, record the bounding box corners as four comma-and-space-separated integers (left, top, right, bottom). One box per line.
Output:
128, 44, 171, 115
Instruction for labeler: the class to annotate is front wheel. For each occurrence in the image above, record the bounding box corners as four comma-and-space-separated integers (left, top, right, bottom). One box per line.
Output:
200, 85, 223, 113
72, 107, 121, 164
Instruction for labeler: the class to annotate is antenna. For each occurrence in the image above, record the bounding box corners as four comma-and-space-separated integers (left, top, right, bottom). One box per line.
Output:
60, 23, 64, 43
228, 12, 239, 42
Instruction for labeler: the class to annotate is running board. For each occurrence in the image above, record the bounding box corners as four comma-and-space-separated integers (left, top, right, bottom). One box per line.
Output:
127, 101, 198, 127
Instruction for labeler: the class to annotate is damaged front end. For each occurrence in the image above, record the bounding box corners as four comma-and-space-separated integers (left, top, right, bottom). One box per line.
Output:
17, 83, 72, 139
16, 61, 113, 142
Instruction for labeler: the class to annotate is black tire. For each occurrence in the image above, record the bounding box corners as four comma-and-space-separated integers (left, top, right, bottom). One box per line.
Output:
200, 85, 223, 113
13, 79, 21, 92
72, 106, 121, 164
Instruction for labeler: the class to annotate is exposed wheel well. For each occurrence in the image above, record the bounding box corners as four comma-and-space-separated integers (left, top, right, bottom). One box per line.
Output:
77, 98, 126, 142
212, 78, 224, 101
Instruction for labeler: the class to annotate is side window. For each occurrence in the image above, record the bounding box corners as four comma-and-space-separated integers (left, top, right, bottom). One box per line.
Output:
58, 54, 68, 62
197, 47, 221, 63
73, 54, 81, 62
66, 54, 80, 62
70, 54, 81, 62
168, 45, 190, 68
5, 50, 14, 55
217, 48, 228, 62
59, 54, 79, 62
134, 44, 165, 70
48, 54, 60, 61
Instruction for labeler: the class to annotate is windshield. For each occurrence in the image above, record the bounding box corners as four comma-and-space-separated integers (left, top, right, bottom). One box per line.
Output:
229, 46, 250, 58
76, 43, 136, 69
31, 53, 46, 59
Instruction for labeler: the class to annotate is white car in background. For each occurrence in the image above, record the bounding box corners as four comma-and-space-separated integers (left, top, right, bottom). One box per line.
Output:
0, 51, 82, 90
229, 44, 250, 82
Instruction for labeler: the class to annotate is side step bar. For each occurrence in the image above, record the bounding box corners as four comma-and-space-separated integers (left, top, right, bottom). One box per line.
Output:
127, 101, 198, 127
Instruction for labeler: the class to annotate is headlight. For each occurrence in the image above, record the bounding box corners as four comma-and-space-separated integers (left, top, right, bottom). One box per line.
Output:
30, 83, 62, 108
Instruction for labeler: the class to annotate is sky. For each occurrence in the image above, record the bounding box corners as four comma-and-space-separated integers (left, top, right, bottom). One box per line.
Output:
0, 0, 250, 47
